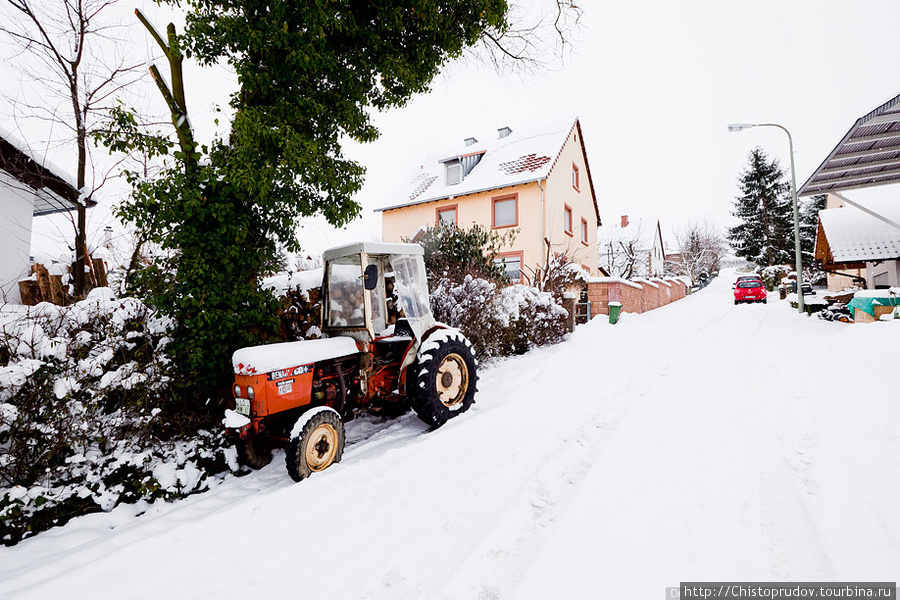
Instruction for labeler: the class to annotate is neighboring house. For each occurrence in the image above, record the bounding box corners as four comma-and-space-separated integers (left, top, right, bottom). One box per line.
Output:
815, 195, 900, 290
378, 118, 600, 282
641, 220, 667, 278
817, 193, 865, 291
0, 127, 83, 304
599, 215, 667, 278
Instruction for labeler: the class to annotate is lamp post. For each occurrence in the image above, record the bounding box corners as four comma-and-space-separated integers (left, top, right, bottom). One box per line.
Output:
727, 122, 805, 313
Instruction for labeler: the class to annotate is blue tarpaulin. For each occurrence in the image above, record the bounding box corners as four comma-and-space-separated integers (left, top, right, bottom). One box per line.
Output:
848, 295, 900, 317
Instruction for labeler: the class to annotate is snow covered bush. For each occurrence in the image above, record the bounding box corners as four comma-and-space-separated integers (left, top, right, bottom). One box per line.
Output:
430, 276, 508, 359
430, 276, 567, 360
0, 290, 233, 546
760, 265, 790, 291
497, 285, 568, 355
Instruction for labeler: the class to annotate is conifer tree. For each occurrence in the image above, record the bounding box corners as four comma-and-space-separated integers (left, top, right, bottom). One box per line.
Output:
727, 147, 794, 267
799, 194, 827, 264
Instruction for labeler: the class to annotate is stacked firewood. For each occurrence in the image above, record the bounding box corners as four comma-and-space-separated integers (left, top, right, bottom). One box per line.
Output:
17, 257, 108, 306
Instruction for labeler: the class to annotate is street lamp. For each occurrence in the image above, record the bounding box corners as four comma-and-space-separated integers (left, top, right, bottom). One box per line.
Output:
728, 122, 805, 313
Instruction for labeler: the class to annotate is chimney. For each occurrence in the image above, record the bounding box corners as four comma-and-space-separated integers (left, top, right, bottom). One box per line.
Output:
464, 137, 478, 147
621, 215, 629, 227
498, 126, 512, 139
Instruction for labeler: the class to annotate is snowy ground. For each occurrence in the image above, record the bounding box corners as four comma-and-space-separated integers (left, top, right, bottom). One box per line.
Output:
1, 271, 897, 600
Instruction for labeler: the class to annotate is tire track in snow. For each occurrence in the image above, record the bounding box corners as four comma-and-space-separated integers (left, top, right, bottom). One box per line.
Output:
431, 299, 729, 599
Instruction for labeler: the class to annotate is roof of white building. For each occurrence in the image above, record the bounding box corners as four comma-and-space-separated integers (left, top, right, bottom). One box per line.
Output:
817, 197, 900, 262
377, 117, 599, 223
0, 124, 84, 216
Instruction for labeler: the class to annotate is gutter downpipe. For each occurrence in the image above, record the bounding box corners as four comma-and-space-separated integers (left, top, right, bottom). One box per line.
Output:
538, 179, 547, 274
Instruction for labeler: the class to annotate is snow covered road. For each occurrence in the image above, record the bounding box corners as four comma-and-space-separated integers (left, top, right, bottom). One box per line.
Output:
1, 272, 897, 600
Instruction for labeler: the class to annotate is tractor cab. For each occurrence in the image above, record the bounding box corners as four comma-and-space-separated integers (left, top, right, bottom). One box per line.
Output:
321, 242, 435, 358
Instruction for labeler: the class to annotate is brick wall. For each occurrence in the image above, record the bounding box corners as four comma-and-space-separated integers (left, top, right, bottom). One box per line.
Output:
585, 277, 689, 317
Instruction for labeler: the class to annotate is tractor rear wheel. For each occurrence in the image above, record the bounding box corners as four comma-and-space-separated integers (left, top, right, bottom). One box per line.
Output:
236, 436, 272, 469
411, 332, 477, 428
286, 408, 345, 482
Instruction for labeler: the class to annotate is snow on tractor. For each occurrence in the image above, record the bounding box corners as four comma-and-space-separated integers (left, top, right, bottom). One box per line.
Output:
224, 242, 478, 482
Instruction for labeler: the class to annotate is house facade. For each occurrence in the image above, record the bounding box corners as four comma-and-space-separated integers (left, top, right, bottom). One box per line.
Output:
0, 127, 81, 303
378, 119, 600, 282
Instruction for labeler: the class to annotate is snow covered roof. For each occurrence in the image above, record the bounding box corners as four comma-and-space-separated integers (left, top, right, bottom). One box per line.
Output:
377, 118, 598, 222
817, 197, 900, 263
0, 124, 88, 216
799, 92, 900, 197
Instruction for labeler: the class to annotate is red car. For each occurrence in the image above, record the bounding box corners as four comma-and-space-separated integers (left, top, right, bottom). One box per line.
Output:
734, 280, 767, 304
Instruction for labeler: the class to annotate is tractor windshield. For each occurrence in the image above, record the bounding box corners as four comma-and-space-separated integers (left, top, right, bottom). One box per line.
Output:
389, 254, 435, 339
326, 256, 365, 328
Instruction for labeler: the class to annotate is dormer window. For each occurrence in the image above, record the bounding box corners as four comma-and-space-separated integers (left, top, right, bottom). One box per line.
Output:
445, 159, 463, 185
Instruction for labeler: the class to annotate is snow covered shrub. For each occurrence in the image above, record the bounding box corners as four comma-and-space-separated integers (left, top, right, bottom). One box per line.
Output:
536, 252, 588, 302
760, 265, 789, 291
430, 275, 507, 359
0, 290, 233, 545
429, 276, 567, 360
497, 285, 568, 355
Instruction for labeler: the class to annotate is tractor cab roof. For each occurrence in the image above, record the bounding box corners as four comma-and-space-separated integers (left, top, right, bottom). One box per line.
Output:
322, 242, 423, 262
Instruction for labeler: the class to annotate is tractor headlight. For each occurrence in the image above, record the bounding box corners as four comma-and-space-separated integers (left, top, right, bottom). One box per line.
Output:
247, 385, 255, 401
233, 384, 242, 398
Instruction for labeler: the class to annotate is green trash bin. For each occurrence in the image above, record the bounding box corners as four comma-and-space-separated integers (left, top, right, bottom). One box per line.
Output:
608, 301, 622, 324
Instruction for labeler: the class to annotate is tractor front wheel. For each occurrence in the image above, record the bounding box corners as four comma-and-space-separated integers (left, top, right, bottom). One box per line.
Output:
286, 408, 345, 482
411, 332, 478, 428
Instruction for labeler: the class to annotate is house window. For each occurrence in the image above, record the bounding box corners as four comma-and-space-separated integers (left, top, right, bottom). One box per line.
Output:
494, 252, 523, 283
445, 160, 463, 185
581, 217, 588, 245
436, 205, 457, 228
572, 163, 580, 191
564, 204, 573, 236
492, 194, 518, 228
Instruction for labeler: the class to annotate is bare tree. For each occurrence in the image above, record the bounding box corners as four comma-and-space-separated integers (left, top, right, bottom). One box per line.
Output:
0, 0, 144, 297
600, 220, 645, 279
669, 221, 726, 284
472, 0, 584, 73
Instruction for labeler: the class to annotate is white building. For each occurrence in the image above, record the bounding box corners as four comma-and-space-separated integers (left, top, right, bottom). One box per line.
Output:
1, 127, 82, 303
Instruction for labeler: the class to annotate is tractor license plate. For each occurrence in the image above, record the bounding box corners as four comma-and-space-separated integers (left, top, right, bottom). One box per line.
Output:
235, 397, 250, 416
277, 379, 293, 395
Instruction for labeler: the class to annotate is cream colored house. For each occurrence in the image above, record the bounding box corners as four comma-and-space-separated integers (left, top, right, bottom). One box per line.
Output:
378, 118, 600, 283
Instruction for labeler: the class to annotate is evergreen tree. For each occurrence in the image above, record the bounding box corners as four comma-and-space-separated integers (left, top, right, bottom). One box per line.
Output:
799, 194, 827, 263
727, 147, 794, 267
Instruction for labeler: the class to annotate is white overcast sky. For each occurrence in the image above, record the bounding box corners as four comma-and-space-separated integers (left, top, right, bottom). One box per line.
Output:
11, 0, 900, 258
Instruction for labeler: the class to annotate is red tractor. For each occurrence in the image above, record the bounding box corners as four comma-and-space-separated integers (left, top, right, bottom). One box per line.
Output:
224, 242, 478, 481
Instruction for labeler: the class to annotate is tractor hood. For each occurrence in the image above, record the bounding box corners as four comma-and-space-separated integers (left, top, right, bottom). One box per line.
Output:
232, 337, 360, 376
